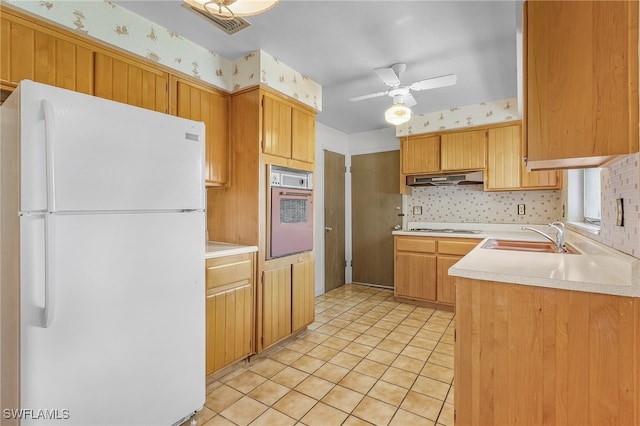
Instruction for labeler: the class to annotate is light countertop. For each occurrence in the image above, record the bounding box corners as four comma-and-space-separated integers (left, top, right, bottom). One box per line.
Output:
205, 241, 258, 259
394, 222, 640, 297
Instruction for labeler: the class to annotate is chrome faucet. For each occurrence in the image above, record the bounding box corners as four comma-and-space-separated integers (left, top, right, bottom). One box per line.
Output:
522, 221, 566, 253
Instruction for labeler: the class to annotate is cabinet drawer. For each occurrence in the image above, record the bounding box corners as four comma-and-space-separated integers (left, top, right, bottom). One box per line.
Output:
437, 239, 481, 256
396, 237, 436, 253
206, 253, 253, 291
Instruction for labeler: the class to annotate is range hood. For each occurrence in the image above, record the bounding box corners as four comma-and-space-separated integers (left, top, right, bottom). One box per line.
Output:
406, 170, 484, 186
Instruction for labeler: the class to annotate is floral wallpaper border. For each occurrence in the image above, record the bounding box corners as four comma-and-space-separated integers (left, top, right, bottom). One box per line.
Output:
396, 97, 518, 136
5, 0, 322, 111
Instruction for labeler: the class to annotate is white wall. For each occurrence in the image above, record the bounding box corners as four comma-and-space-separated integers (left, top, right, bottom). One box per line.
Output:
349, 127, 399, 155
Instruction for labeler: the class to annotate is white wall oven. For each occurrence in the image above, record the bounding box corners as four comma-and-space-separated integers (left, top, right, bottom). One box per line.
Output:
268, 165, 313, 259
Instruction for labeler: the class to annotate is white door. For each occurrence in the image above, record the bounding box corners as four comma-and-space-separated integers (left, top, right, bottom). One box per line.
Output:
20, 211, 205, 426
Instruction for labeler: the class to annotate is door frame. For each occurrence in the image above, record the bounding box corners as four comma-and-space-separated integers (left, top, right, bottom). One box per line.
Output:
314, 123, 400, 295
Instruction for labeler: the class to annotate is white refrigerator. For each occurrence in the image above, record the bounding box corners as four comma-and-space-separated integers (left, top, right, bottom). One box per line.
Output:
0, 80, 206, 425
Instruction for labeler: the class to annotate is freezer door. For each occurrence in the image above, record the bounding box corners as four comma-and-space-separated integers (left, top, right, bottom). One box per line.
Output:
20, 212, 205, 426
19, 81, 205, 213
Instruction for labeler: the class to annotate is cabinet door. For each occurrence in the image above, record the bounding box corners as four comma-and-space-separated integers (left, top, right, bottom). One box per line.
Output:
486, 125, 521, 190
441, 129, 487, 171
292, 259, 315, 332
2, 19, 93, 94
94, 52, 168, 113
520, 168, 562, 189
525, 1, 639, 166
173, 78, 229, 186
262, 94, 292, 158
401, 135, 440, 174
436, 255, 460, 306
205, 284, 252, 375
205, 253, 254, 375
291, 108, 315, 163
262, 266, 292, 348
395, 252, 437, 301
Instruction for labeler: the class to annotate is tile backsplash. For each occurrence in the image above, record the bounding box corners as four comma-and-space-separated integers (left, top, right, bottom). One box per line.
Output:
403, 185, 564, 225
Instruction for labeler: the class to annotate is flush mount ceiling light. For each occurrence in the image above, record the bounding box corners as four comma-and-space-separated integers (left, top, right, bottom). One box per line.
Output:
384, 99, 412, 126
183, 0, 279, 20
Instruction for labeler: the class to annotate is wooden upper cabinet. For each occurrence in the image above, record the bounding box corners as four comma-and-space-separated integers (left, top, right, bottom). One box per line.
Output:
486, 123, 561, 191
262, 92, 315, 164
486, 125, 521, 190
1, 18, 93, 94
263, 93, 292, 158
291, 108, 315, 163
94, 52, 168, 113
172, 77, 229, 187
440, 129, 487, 171
401, 135, 440, 174
524, 0, 639, 169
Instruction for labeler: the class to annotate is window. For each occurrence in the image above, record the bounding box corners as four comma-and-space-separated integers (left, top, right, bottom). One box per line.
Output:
583, 168, 601, 223
567, 168, 601, 233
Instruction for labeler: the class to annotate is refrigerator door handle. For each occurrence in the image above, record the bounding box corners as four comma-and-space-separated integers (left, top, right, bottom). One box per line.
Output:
42, 214, 55, 328
42, 213, 56, 328
42, 98, 57, 213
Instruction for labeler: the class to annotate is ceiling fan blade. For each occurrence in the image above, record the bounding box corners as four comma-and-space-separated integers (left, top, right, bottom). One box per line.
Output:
410, 74, 457, 91
349, 91, 389, 102
374, 67, 401, 87
403, 93, 417, 108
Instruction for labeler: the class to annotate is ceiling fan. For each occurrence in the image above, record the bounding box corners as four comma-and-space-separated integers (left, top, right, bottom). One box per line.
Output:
349, 63, 457, 125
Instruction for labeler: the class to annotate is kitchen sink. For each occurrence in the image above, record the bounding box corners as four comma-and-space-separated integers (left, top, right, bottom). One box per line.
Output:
481, 239, 580, 254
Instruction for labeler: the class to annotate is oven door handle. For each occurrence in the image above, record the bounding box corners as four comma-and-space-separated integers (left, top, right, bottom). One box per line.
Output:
279, 191, 312, 197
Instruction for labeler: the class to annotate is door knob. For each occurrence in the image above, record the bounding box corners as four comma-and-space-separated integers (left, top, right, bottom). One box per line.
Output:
325, 226, 333, 231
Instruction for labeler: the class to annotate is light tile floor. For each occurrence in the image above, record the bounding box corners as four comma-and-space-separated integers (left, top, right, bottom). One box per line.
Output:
195, 284, 455, 426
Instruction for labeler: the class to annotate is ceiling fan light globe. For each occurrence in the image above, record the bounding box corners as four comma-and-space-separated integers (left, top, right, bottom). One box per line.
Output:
385, 104, 412, 125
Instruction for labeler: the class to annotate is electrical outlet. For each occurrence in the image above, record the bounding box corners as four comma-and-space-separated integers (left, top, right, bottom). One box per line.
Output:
517, 204, 525, 215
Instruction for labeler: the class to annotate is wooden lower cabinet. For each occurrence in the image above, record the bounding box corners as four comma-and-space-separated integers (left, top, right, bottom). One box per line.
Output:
292, 260, 315, 332
455, 277, 640, 425
262, 265, 293, 348
260, 257, 314, 351
395, 252, 437, 302
436, 256, 459, 305
205, 252, 255, 376
394, 236, 480, 308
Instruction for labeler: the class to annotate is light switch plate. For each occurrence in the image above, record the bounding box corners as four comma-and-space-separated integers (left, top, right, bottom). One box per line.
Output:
616, 198, 624, 226
413, 206, 422, 215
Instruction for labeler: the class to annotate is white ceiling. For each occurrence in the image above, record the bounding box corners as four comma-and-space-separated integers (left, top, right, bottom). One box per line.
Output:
114, 0, 519, 134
